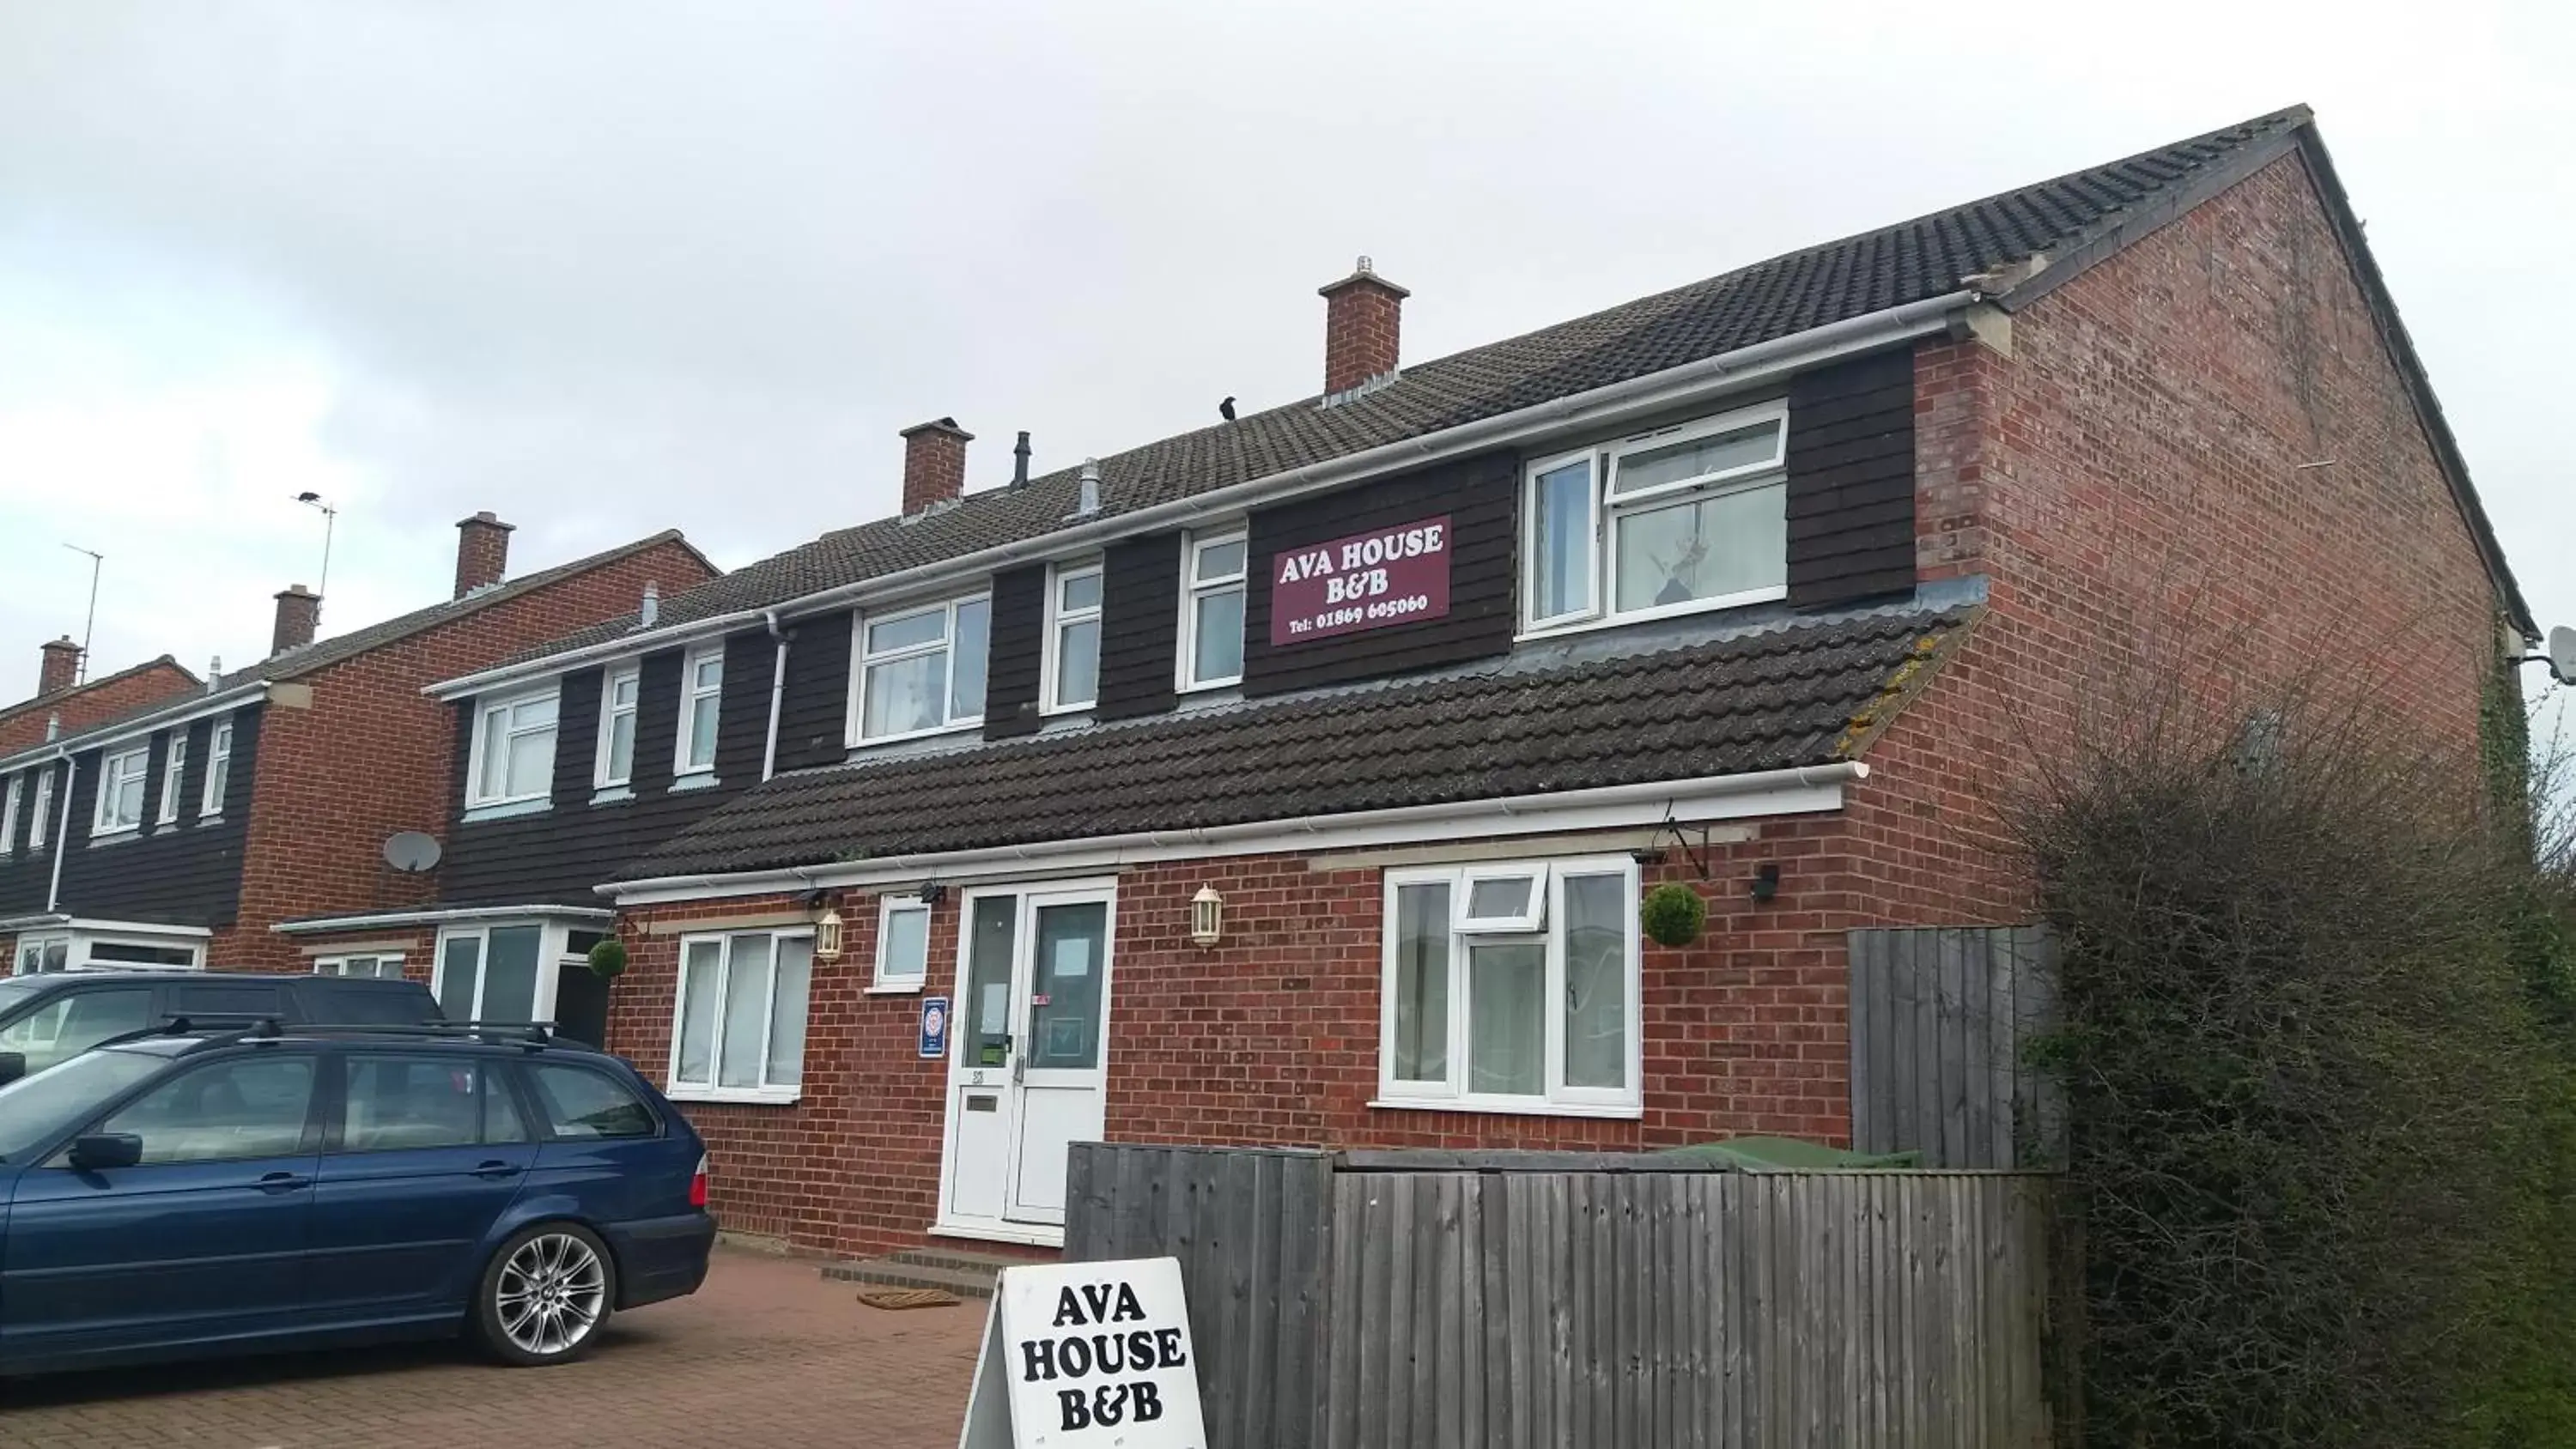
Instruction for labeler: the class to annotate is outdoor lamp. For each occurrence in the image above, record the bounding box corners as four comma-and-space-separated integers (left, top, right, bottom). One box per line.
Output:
814, 906, 844, 961
1190, 886, 1223, 947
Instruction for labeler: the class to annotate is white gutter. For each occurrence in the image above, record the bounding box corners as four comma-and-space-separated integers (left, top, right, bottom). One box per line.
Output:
602, 761, 1869, 906
427, 292, 1979, 702
43, 755, 76, 914
0, 916, 216, 938
270, 903, 616, 936
0, 681, 270, 775
760, 609, 791, 781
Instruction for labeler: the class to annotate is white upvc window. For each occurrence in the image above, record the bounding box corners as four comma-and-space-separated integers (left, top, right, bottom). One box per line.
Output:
12, 934, 70, 974
669, 930, 814, 1102
1178, 530, 1248, 691
200, 720, 233, 817
675, 647, 723, 776
1, 775, 20, 853
434, 922, 547, 1022
1043, 562, 1103, 712
315, 954, 405, 979
595, 665, 641, 789
157, 734, 187, 826
29, 769, 54, 850
849, 593, 991, 743
873, 894, 931, 991
93, 747, 149, 835
1522, 401, 1789, 633
468, 687, 559, 808
1377, 855, 1642, 1116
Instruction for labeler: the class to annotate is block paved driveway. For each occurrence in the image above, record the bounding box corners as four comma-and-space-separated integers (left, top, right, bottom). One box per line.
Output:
0, 1247, 987, 1447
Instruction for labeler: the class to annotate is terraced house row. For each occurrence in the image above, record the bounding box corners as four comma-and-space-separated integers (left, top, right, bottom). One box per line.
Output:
3, 106, 2540, 1263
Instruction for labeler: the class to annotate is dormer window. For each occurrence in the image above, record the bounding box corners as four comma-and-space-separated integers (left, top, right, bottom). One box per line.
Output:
676, 647, 723, 777
1523, 402, 1789, 632
468, 686, 559, 808
1045, 563, 1103, 712
851, 593, 990, 743
93, 747, 149, 835
1179, 530, 1248, 690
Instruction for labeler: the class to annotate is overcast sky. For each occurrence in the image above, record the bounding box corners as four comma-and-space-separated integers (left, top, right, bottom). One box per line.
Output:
1, 2, 2567, 718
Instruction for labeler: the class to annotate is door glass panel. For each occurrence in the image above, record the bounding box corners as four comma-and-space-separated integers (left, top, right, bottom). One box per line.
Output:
438, 937, 483, 1021
719, 933, 773, 1088
1027, 902, 1106, 1070
340, 1055, 481, 1152
676, 940, 720, 1084
1562, 874, 1628, 1089
1391, 884, 1449, 1083
480, 926, 544, 1022
964, 896, 1017, 1067
1467, 942, 1545, 1096
97, 1056, 316, 1164
768, 937, 811, 1088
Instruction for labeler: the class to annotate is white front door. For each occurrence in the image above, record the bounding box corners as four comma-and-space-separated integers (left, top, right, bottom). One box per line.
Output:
939, 882, 1116, 1238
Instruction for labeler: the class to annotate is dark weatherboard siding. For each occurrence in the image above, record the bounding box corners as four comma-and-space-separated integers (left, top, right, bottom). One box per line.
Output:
1095, 530, 1182, 722
1242, 450, 1518, 697
982, 565, 1048, 741
1784, 347, 1918, 609
437, 632, 770, 906
3, 706, 263, 927
772, 610, 854, 773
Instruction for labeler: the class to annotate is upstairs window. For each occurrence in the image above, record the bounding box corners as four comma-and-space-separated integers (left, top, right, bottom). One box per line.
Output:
676, 647, 722, 776
851, 594, 990, 743
1179, 530, 1248, 690
157, 734, 187, 825
595, 665, 640, 788
1, 774, 19, 853
1046, 563, 1103, 712
1524, 403, 1789, 632
94, 747, 149, 835
200, 721, 233, 817
469, 688, 558, 808
29, 769, 53, 850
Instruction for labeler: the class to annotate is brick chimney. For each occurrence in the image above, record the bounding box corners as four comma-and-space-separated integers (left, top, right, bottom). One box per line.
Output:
1318, 255, 1408, 397
900, 417, 973, 514
36, 636, 80, 696
271, 585, 321, 654
454, 512, 514, 598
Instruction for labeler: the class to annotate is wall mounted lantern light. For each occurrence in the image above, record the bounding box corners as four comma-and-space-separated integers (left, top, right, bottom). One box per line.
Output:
1190, 886, 1224, 947
814, 907, 844, 961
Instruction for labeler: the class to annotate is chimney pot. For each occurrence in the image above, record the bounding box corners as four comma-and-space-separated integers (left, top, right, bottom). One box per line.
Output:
1318, 255, 1410, 397
36, 636, 81, 697
453, 512, 516, 598
899, 417, 974, 514
271, 584, 322, 655
640, 581, 659, 628
1012, 430, 1033, 489
1075, 458, 1101, 517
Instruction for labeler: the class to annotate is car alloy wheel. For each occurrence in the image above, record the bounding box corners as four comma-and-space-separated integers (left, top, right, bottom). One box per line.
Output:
494, 1230, 609, 1359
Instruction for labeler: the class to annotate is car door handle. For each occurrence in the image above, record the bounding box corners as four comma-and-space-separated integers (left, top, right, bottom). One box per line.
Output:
472, 1161, 522, 1179
257, 1172, 310, 1193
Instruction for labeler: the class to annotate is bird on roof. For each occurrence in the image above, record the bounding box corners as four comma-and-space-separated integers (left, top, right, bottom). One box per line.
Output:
1218, 396, 1236, 422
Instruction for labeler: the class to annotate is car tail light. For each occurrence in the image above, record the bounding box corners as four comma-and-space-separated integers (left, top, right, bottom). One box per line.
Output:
689, 1152, 709, 1209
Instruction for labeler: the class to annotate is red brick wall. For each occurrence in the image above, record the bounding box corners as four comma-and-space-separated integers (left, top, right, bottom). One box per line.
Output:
212, 538, 714, 970
0, 662, 201, 755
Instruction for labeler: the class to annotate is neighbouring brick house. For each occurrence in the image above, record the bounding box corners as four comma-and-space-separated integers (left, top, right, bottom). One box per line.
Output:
421, 106, 2537, 1260
0, 517, 715, 977
0, 644, 201, 756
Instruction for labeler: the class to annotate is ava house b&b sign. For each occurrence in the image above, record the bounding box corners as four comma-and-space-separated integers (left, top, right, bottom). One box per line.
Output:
958, 1257, 1208, 1449
1267, 515, 1452, 646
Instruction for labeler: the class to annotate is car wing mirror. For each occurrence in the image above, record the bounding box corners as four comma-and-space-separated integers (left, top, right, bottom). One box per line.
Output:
68, 1133, 143, 1172
0, 1051, 22, 1086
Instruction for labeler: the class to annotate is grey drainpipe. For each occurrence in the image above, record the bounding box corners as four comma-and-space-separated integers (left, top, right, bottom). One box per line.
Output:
761, 609, 793, 781
43, 755, 76, 913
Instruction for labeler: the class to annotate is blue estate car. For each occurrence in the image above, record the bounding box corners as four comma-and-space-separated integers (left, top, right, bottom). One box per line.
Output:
0, 1022, 714, 1376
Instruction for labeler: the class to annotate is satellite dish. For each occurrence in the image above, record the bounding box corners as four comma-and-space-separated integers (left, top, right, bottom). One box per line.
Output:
2551, 626, 2576, 688
382, 832, 443, 873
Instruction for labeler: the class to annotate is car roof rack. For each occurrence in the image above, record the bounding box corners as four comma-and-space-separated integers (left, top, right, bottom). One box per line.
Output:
91, 1017, 563, 1053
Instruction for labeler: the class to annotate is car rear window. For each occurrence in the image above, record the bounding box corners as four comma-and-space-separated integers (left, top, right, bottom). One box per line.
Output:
308, 980, 440, 1025
526, 1063, 656, 1140
170, 981, 284, 1018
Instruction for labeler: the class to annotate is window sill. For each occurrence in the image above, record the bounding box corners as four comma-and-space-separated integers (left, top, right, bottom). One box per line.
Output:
463, 797, 551, 823
590, 785, 636, 805
1178, 676, 1243, 695
665, 1086, 801, 1106
197, 815, 224, 827
865, 980, 927, 996
667, 773, 720, 794
86, 827, 142, 847
845, 718, 983, 755
1516, 585, 1790, 644
1370, 1095, 1643, 1121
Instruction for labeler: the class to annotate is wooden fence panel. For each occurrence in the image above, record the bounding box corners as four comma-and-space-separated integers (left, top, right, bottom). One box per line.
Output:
1850, 925, 2063, 1168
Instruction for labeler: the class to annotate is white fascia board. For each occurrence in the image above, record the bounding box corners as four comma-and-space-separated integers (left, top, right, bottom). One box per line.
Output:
270, 903, 616, 936
0, 682, 270, 774
430, 292, 1977, 703
602, 761, 1866, 906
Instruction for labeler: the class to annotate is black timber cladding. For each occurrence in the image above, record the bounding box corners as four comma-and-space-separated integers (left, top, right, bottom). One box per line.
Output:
982, 565, 1047, 741
435, 633, 772, 907
1242, 450, 1518, 697
0, 706, 260, 927
773, 610, 854, 773
1785, 348, 1918, 609
1094, 531, 1181, 722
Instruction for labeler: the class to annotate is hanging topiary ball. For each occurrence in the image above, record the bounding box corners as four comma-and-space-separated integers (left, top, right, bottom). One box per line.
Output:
1640, 882, 1708, 947
586, 937, 629, 980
